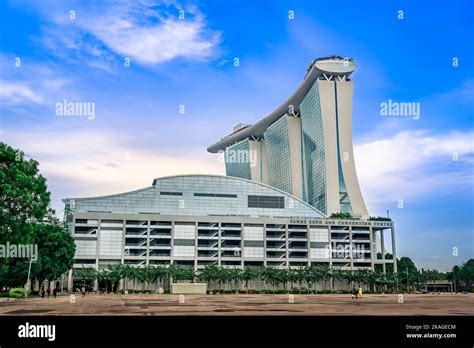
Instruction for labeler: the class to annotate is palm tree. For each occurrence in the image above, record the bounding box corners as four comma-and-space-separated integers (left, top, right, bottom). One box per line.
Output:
169, 265, 194, 283
197, 264, 218, 292
330, 268, 345, 292
259, 267, 277, 293
96, 268, 112, 293
340, 270, 356, 291
129, 266, 141, 291
166, 263, 180, 287
295, 268, 306, 294
242, 267, 257, 293
74, 267, 96, 291
366, 270, 379, 293
107, 264, 124, 293
227, 268, 243, 293
136, 267, 151, 291
307, 266, 322, 293
151, 265, 168, 291
318, 265, 332, 292
215, 267, 229, 293
277, 269, 289, 292
287, 268, 298, 293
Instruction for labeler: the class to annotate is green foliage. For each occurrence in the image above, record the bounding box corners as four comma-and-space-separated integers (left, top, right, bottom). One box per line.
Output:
458, 259, 474, 282
0, 142, 75, 288
9, 287, 29, 298
329, 212, 353, 219
0, 142, 51, 245
30, 223, 76, 283
398, 256, 418, 274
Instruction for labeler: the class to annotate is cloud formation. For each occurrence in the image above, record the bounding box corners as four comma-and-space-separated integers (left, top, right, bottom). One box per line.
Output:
355, 130, 474, 210
39, 0, 221, 67
0, 55, 71, 106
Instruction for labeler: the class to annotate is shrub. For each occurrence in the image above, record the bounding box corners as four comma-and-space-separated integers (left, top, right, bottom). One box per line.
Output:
9, 288, 29, 298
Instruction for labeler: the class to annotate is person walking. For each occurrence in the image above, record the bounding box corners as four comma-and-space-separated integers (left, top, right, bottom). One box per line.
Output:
358, 286, 363, 299
53, 287, 57, 298
352, 286, 357, 299
47, 286, 51, 299
81, 286, 86, 298
41, 285, 45, 299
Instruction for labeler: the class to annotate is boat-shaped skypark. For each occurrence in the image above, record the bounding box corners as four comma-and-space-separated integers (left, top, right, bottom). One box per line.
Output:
208, 56, 369, 218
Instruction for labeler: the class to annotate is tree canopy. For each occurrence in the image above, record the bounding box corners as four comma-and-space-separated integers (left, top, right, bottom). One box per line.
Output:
0, 142, 75, 288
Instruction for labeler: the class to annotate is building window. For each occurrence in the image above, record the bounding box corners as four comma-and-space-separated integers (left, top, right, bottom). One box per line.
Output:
194, 193, 237, 198
248, 195, 285, 209
160, 191, 183, 196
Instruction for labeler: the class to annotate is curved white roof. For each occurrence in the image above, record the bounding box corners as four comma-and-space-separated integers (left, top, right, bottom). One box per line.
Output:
64, 174, 326, 218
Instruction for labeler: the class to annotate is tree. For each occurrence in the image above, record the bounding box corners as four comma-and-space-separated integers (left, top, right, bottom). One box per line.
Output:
458, 259, 474, 290
329, 212, 352, 220
0, 143, 56, 288
150, 265, 169, 291
29, 222, 75, 289
215, 267, 229, 292
276, 269, 289, 292
0, 142, 51, 245
108, 264, 124, 293
398, 257, 418, 291
317, 265, 332, 292
447, 265, 461, 292
294, 268, 306, 293
227, 268, 242, 292
198, 264, 219, 292
242, 267, 258, 293
74, 267, 96, 288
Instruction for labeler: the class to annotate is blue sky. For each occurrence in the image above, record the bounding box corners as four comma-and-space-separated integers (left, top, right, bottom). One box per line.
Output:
0, 0, 472, 271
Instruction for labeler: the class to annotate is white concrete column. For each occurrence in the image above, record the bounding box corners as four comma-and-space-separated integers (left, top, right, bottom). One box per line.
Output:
391, 223, 397, 273
381, 229, 386, 274
67, 269, 73, 293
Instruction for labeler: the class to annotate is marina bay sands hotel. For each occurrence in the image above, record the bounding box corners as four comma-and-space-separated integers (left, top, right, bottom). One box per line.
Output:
208, 56, 367, 219
64, 57, 397, 282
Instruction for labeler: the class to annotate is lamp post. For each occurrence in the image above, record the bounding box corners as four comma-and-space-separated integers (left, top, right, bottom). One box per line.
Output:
25, 257, 34, 298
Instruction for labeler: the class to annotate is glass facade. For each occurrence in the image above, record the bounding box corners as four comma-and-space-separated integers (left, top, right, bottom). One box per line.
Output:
225, 139, 252, 180
299, 81, 327, 214
264, 116, 293, 194
65, 175, 323, 219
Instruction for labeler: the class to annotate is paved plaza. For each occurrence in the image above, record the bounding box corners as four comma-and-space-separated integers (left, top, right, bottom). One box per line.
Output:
0, 293, 473, 315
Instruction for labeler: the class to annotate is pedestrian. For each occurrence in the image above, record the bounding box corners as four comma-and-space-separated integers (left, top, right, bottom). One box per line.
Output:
47, 286, 51, 299
81, 286, 86, 298
358, 286, 363, 299
352, 286, 357, 299
41, 285, 45, 299
53, 287, 57, 298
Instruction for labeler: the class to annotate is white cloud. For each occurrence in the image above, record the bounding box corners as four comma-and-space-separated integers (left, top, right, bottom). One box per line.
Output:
1, 128, 224, 200
0, 55, 72, 106
39, 0, 221, 67
355, 130, 474, 211
0, 79, 44, 104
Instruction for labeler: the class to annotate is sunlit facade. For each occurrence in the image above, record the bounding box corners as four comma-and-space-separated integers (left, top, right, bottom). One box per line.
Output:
63, 175, 396, 280
208, 56, 369, 218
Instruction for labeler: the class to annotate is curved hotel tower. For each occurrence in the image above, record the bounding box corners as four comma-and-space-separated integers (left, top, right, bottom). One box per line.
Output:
208, 56, 368, 219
